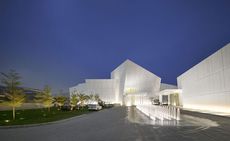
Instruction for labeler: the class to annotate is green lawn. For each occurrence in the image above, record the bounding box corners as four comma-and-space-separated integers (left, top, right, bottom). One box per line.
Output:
0, 107, 93, 126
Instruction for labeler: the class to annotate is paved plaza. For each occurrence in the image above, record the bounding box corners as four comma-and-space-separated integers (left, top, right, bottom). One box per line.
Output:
0, 106, 230, 141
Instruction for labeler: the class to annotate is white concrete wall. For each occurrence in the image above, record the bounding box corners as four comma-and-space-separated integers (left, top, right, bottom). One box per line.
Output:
84, 79, 118, 103
111, 60, 161, 106
69, 79, 118, 104
111, 61, 127, 104
124, 60, 161, 97
177, 43, 230, 113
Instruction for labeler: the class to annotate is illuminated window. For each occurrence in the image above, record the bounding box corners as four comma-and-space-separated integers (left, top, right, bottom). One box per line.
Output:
125, 88, 136, 94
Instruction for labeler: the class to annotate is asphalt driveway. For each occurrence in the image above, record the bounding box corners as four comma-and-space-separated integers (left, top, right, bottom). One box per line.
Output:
1, 106, 230, 141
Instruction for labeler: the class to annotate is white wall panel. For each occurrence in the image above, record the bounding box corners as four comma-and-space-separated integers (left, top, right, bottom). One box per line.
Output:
70, 79, 118, 104
177, 43, 230, 114
224, 67, 230, 91
223, 45, 230, 68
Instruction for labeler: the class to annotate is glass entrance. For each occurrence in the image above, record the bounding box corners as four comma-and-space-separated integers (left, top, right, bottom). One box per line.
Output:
169, 93, 179, 106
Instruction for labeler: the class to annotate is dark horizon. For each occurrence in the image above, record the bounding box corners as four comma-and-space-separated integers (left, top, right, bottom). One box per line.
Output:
1, 0, 230, 93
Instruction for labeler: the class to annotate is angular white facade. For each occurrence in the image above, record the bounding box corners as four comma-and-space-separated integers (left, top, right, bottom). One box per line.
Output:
70, 60, 161, 106
177, 43, 230, 114
111, 60, 161, 106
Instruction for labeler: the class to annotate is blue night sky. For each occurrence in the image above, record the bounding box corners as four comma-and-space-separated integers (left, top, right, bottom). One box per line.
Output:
1, 0, 230, 94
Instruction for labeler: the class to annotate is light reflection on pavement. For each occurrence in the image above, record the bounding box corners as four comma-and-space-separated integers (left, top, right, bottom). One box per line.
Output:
126, 106, 219, 128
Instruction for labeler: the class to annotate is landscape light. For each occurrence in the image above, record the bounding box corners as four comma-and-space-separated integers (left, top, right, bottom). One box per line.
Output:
4, 120, 10, 123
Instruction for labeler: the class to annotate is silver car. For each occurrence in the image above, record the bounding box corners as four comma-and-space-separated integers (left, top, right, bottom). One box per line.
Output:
88, 104, 102, 110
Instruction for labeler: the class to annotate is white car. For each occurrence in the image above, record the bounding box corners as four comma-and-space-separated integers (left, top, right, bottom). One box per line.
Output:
88, 104, 102, 110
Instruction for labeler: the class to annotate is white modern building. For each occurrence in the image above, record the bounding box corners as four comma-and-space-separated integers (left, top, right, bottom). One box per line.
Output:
70, 60, 161, 106
70, 43, 230, 115
177, 43, 230, 114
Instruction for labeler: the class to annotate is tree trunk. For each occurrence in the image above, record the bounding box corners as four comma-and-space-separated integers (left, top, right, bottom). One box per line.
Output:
13, 107, 15, 120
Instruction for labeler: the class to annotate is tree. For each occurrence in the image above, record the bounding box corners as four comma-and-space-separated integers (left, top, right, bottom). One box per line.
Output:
70, 94, 79, 110
77, 93, 86, 108
89, 94, 94, 104
94, 94, 104, 107
34, 85, 53, 112
94, 94, 101, 102
84, 95, 90, 104
54, 96, 67, 109
0, 70, 26, 120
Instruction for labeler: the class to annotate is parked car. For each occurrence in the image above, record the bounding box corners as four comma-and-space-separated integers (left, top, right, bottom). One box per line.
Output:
61, 104, 72, 111
152, 99, 160, 105
88, 104, 102, 111
104, 104, 114, 108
